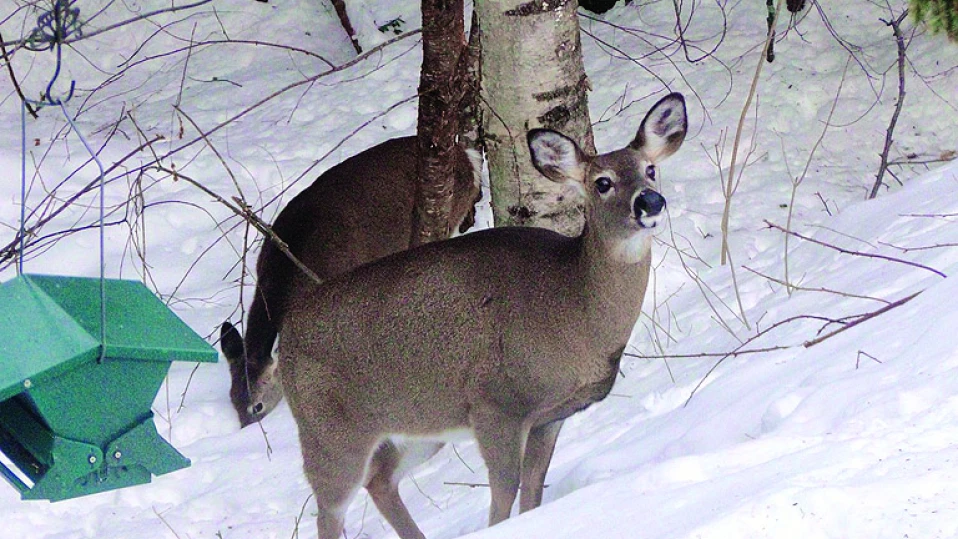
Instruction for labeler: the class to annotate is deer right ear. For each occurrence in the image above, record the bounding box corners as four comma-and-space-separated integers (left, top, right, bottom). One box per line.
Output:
527, 129, 587, 184
629, 92, 687, 161
220, 321, 245, 365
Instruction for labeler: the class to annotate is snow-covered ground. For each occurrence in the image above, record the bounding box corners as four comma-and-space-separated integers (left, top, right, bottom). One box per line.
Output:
1, 1, 957, 537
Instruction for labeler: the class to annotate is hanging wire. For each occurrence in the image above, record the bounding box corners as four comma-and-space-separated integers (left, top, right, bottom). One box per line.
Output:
23, 0, 83, 105
57, 103, 108, 363
18, 0, 107, 362
19, 102, 27, 275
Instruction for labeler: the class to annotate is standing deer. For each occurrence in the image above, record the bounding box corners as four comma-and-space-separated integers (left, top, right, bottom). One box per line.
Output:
255, 93, 687, 539
220, 136, 482, 427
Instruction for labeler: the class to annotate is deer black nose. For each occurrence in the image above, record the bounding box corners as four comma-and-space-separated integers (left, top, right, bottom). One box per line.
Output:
635, 190, 666, 217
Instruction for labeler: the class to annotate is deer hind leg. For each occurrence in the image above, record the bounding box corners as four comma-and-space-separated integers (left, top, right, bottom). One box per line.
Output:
297, 423, 379, 539
471, 405, 530, 527
364, 440, 442, 539
519, 420, 563, 513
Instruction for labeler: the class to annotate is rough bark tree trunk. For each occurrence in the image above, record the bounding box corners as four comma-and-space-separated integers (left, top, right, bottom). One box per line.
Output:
476, 0, 595, 237
412, 0, 467, 246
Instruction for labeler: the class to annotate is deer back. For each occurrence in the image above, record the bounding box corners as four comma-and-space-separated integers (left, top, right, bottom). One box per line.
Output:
223, 136, 481, 426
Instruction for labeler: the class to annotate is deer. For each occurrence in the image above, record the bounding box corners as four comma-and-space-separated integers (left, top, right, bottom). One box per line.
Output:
252, 93, 687, 539
220, 136, 482, 427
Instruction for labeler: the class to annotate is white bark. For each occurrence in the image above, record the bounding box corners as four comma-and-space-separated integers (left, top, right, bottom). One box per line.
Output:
476, 0, 595, 236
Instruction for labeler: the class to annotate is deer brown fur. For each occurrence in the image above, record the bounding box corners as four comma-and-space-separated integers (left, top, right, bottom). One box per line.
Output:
221, 136, 481, 428
255, 94, 687, 538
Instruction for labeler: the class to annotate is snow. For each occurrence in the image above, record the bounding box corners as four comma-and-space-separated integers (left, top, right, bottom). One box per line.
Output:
1, 1, 957, 538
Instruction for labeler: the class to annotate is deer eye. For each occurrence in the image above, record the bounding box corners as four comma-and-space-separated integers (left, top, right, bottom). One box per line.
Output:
595, 176, 613, 194
646, 164, 657, 181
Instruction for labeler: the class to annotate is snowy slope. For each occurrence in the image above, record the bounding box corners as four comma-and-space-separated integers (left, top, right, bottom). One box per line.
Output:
1, 1, 957, 538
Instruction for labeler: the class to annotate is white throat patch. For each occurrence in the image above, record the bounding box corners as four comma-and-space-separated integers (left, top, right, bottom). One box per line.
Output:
611, 231, 653, 264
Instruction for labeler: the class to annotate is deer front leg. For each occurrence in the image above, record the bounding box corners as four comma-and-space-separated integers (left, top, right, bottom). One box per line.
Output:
364, 440, 442, 539
471, 405, 529, 526
519, 419, 562, 513
294, 406, 379, 539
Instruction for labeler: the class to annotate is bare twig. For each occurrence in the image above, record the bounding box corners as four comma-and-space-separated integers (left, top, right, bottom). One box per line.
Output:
764, 220, 946, 278
868, 9, 910, 199
804, 291, 920, 347
856, 350, 883, 369
684, 288, 923, 403
290, 493, 314, 539
721, 0, 785, 265
878, 240, 958, 252
408, 474, 442, 510
624, 344, 793, 361
783, 56, 850, 292
154, 166, 323, 285
664, 220, 745, 339
173, 105, 245, 199
119, 38, 337, 71
2, 0, 216, 50
743, 265, 891, 304
0, 30, 38, 118
452, 444, 475, 474
685, 310, 809, 404
0, 134, 166, 270
153, 506, 184, 539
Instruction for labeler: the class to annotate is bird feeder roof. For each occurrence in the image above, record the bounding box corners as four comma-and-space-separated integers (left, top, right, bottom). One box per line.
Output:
0, 274, 216, 402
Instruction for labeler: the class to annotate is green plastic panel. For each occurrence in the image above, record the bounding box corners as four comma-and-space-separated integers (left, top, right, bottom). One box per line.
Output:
0, 273, 216, 501
0, 274, 217, 402
0, 276, 101, 403
23, 358, 170, 445
24, 274, 217, 364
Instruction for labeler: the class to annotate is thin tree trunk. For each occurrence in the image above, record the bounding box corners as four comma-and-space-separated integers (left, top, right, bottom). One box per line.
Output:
476, 0, 594, 237
412, 0, 467, 246
330, 0, 362, 54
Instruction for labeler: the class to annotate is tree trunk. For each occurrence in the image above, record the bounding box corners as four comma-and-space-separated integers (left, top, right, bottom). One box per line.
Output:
412, 0, 466, 246
476, 0, 595, 237
458, 10, 484, 155
331, 0, 362, 54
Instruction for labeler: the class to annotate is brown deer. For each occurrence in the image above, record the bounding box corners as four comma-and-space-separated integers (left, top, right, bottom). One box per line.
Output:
220, 136, 482, 427
254, 93, 687, 539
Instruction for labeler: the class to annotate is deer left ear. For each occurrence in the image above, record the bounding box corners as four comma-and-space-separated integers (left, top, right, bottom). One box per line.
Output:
629, 92, 687, 162
527, 128, 588, 183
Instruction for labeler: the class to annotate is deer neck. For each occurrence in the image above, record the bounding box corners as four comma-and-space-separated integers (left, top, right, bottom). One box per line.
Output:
575, 219, 652, 337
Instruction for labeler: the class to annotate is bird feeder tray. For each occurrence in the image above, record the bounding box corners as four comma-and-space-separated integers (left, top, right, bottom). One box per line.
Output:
0, 274, 217, 501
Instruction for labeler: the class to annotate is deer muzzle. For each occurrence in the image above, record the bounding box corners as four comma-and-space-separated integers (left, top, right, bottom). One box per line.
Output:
634, 189, 666, 228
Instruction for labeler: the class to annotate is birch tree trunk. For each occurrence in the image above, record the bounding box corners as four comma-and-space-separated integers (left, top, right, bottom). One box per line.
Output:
475, 0, 595, 236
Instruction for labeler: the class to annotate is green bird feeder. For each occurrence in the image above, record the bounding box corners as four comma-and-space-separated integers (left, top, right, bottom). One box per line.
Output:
0, 273, 217, 502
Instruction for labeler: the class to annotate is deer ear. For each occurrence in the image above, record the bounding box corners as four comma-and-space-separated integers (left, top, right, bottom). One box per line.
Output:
630, 92, 687, 161
527, 129, 587, 184
220, 321, 245, 365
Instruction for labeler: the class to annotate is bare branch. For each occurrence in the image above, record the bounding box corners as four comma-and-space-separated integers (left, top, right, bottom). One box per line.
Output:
743, 265, 891, 304
153, 166, 323, 286
13, 0, 216, 50
764, 220, 946, 278
0, 30, 38, 118
720, 0, 785, 265
804, 290, 921, 347
869, 9, 910, 199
